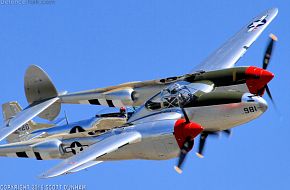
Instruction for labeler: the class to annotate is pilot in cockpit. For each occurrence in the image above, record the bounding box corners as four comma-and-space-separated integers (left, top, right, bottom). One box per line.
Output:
145, 82, 195, 111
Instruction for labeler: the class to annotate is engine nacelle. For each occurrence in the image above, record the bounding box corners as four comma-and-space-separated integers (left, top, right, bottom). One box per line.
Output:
31, 139, 64, 159
104, 88, 136, 106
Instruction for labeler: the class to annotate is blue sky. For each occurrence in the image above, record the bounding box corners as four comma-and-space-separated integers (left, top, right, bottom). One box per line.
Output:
0, 0, 290, 189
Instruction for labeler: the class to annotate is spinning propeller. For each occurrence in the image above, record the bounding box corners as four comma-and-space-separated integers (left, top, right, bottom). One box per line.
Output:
174, 108, 192, 174
262, 34, 277, 106
195, 34, 278, 159
195, 130, 230, 158
174, 96, 203, 174
174, 136, 194, 174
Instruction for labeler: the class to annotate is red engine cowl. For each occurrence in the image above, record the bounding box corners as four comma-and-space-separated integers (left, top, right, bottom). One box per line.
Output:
245, 66, 274, 95
174, 119, 204, 149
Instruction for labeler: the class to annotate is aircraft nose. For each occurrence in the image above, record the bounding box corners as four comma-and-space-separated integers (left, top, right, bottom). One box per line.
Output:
242, 93, 268, 112
257, 96, 268, 112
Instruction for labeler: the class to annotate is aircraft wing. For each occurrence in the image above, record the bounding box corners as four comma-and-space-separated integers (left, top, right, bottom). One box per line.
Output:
192, 8, 278, 72
39, 131, 142, 178
66, 161, 103, 174
0, 97, 59, 142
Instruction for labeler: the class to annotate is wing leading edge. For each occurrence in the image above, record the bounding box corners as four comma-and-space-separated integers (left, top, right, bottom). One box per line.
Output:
0, 97, 59, 142
192, 8, 278, 72
39, 131, 142, 178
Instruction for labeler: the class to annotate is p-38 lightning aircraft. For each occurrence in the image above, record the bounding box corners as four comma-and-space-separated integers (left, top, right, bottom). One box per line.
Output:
0, 8, 278, 178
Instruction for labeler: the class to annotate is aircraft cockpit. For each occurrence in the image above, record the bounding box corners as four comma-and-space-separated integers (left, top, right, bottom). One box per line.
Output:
145, 82, 197, 111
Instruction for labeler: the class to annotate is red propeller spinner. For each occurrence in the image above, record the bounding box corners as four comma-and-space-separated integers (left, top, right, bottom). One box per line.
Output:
245, 66, 274, 96
173, 118, 203, 174
246, 34, 277, 99
174, 119, 203, 149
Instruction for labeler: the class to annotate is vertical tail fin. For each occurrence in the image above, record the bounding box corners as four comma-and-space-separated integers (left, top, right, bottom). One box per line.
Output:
2, 101, 33, 143
25, 65, 61, 121
3, 101, 24, 122
2, 101, 54, 143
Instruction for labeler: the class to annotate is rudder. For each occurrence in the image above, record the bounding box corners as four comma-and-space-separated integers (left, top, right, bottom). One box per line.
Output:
24, 65, 61, 121
2, 101, 54, 143
2, 101, 33, 143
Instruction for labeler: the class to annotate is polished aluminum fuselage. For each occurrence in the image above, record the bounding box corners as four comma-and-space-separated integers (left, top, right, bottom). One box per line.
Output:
0, 94, 267, 161
30, 116, 127, 138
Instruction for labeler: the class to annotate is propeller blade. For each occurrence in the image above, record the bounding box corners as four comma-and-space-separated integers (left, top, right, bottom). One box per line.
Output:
265, 85, 273, 102
196, 133, 208, 158
264, 84, 282, 117
196, 131, 222, 158
174, 150, 187, 174
174, 138, 194, 174
263, 34, 277, 70
181, 107, 190, 123
223, 129, 232, 137
265, 84, 279, 110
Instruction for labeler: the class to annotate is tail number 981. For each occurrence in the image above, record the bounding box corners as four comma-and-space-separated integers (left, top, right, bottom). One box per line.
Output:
244, 106, 257, 114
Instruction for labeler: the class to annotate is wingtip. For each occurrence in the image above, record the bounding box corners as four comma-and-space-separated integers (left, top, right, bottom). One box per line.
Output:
38, 169, 63, 179
267, 7, 278, 14
38, 173, 59, 179
38, 174, 49, 179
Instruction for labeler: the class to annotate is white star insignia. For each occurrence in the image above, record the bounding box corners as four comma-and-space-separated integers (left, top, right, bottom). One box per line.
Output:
247, 15, 267, 32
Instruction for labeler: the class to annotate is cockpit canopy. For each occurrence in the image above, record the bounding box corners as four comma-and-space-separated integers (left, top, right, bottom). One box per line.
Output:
145, 82, 197, 110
